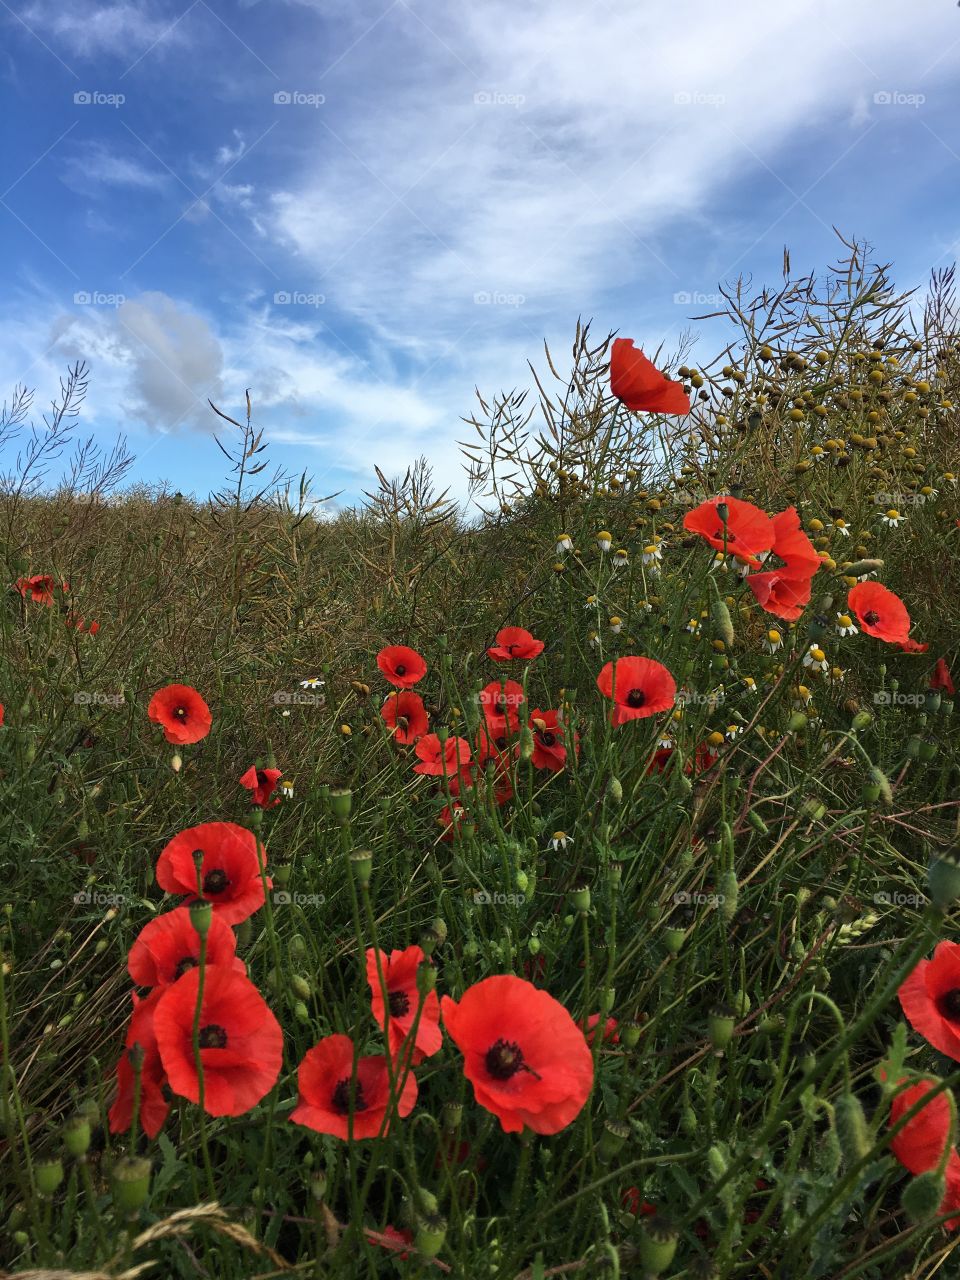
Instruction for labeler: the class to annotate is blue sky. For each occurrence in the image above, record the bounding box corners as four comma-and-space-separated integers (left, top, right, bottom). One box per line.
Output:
1, 0, 959, 511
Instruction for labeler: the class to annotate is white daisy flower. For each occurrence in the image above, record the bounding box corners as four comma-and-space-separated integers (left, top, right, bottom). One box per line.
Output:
608, 616, 623, 634
556, 533, 573, 554
300, 677, 325, 690
878, 508, 903, 528
724, 724, 742, 741
686, 618, 702, 636
742, 676, 758, 694
642, 542, 663, 565
597, 531, 612, 552
281, 779, 295, 798
550, 830, 572, 850
793, 685, 813, 708
612, 548, 629, 569
763, 630, 784, 653
836, 613, 859, 637
832, 519, 850, 536
802, 645, 829, 673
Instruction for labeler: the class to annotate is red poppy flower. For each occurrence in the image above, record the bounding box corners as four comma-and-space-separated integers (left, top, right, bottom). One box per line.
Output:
479, 679, 525, 736
683, 496, 775, 567
0, 703, 4, 727
621, 1188, 657, 1217
583, 1014, 619, 1045
475, 725, 518, 770
381, 691, 429, 744
108, 989, 171, 1139
15, 575, 58, 605
239, 765, 283, 808
376, 645, 427, 689
687, 741, 720, 775
529, 708, 575, 772
147, 683, 212, 745
156, 821, 270, 925
440, 975, 594, 1135
366, 945, 442, 1065
152, 965, 282, 1116
746, 570, 816, 621
888, 1076, 960, 1228
609, 339, 690, 415
437, 802, 468, 842
127, 907, 244, 988
487, 627, 545, 662
290, 1033, 418, 1139
931, 659, 956, 696
65, 613, 100, 634
597, 656, 676, 726
746, 507, 820, 620
413, 733, 472, 782
847, 581, 921, 649
899, 941, 960, 1061
366, 1225, 415, 1259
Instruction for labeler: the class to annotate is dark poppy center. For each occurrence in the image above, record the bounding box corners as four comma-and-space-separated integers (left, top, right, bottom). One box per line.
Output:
485, 1038, 539, 1081
388, 990, 410, 1017
395, 663, 406, 676
332, 1077, 368, 1114
174, 956, 198, 979
539, 731, 557, 747
939, 989, 960, 1022
714, 528, 735, 541
203, 868, 229, 895
626, 688, 647, 708
864, 611, 880, 625
255, 769, 269, 786
174, 706, 188, 720
198, 1023, 228, 1049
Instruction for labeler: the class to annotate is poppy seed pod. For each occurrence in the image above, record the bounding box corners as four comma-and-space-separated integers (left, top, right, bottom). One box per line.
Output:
36, 1158, 64, 1196
63, 1114, 91, 1158
638, 1213, 679, 1275
708, 1005, 735, 1050
663, 924, 685, 955
415, 1212, 447, 1259
189, 897, 213, 940
349, 848, 373, 889
570, 884, 591, 913
328, 787, 353, 822
111, 1156, 152, 1214
598, 1118, 630, 1162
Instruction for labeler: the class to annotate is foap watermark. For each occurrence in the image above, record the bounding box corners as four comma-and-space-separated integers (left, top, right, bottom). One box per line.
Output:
674, 890, 725, 908
272, 690, 326, 707
473, 890, 526, 906
274, 291, 325, 307
274, 90, 325, 107
874, 491, 927, 506
474, 290, 525, 307
677, 688, 725, 707
273, 891, 326, 907
74, 291, 125, 308
74, 90, 125, 108
73, 890, 125, 906
674, 91, 725, 107
473, 90, 525, 108
874, 90, 925, 108
873, 690, 924, 707
674, 290, 724, 307
874, 890, 925, 907
74, 691, 125, 706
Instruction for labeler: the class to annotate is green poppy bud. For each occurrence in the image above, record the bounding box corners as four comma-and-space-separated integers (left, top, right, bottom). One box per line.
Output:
36, 1158, 64, 1196
63, 1114, 91, 1159
290, 974, 312, 1000
718, 870, 738, 924
834, 1093, 871, 1168
607, 775, 624, 804
902, 1169, 947, 1223
189, 897, 212, 940
747, 810, 769, 835
663, 925, 685, 955
111, 1156, 151, 1214
851, 709, 873, 732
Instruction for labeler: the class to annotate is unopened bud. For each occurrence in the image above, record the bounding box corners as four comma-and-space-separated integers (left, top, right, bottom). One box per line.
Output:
36, 1158, 64, 1196
902, 1169, 947, 1223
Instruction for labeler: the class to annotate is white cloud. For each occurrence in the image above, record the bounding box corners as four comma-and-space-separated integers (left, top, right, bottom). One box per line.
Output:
61, 142, 169, 194
19, 1, 190, 61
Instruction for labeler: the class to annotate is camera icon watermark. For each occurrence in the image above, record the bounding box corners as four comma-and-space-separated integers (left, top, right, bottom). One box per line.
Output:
74, 291, 125, 308
272, 890, 326, 907
473, 889, 526, 906
873, 90, 925, 108
73, 890, 125, 906
473, 91, 525, 108
673, 890, 724, 907
272, 690, 326, 707
273, 291, 325, 307
74, 90, 125, 108
873, 690, 923, 707
74, 691, 125, 706
473, 290, 525, 307
274, 90, 325, 107
674, 91, 725, 107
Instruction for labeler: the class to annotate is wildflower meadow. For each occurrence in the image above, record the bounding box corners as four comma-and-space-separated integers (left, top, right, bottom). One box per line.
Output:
3, 245, 960, 1280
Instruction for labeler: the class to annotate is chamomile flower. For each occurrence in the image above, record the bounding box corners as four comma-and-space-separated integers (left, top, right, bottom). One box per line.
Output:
584, 594, 600, 610
686, 618, 702, 636
588, 631, 602, 650
763, 629, 784, 654
556, 533, 573, 554
608, 616, 623, 634
793, 685, 813, 708
809, 446, 827, 464
919, 485, 937, 502
836, 613, 859, 637
638, 598, 653, 613
803, 645, 829, 673
597, 531, 612, 552
742, 675, 758, 695
832, 518, 850, 536
612, 548, 629, 569
550, 830, 572, 851
826, 665, 845, 686
300, 677, 325, 690
725, 724, 742, 741
879, 508, 903, 528
281, 779, 295, 799
642, 541, 663, 565
658, 735, 674, 750
943, 471, 957, 487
